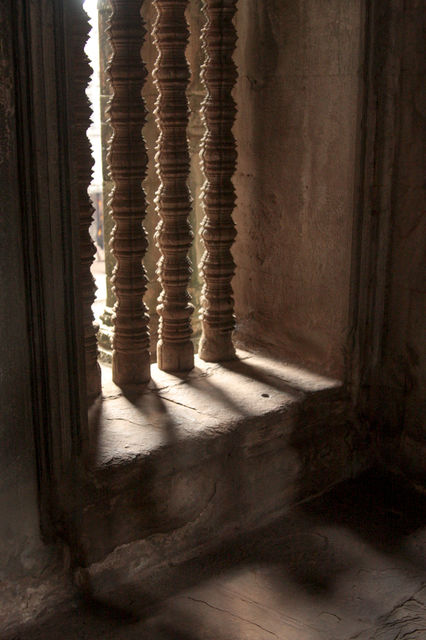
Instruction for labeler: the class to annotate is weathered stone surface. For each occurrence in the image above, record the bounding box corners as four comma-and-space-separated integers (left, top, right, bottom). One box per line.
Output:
0, 1, 82, 631
0, 8, 56, 627
356, 586, 426, 640
68, 0, 102, 401
374, 1, 426, 482
153, 0, 195, 372
198, 0, 238, 362
7, 472, 426, 640
107, 0, 151, 387
1, 1, 424, 636
232, 0, 364, 378
58, 351, 369, 567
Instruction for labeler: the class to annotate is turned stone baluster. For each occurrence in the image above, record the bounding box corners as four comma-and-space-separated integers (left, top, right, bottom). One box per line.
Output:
153, 0, 194, 372
97, 0, 116, 353
199, 0, 238, 362
70, 0, 102, 400
108, 0, 150, 386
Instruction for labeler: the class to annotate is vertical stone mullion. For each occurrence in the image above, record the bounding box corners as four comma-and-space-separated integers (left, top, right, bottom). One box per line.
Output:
70, 0, 102, 400
108, 0, 150, 386
199, 0, 238, 362
153, 0, 194, 372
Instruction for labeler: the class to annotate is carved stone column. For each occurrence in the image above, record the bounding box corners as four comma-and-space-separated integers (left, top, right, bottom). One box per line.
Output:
153, 0, 194, 372
108, 0, 150, 386
70, 0, 102, 400
97, 0, 115, 345
198, 0, 238, 362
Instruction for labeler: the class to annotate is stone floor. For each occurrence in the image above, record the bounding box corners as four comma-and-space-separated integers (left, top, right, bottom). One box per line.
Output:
5, 470, 426, 640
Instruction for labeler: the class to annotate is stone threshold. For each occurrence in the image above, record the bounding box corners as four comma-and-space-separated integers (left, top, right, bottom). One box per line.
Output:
59, 350, 370, 570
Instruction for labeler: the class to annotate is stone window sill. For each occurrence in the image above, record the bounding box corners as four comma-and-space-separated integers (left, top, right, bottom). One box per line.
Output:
61, 351, 368, 569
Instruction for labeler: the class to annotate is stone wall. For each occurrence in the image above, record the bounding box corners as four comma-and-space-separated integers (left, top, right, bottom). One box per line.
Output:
0, 3, 68, 629
0, 0, 44, 601
0, 0, 424, 632
377, 2, 426, 482
97, 0, 367, 379
232, 0, 365, 378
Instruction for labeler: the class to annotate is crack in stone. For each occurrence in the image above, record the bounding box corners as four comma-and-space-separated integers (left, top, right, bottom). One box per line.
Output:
184, 596, 280, 637
105, 417, 147, 428
319, 611, 342, 622
155, 393, 210, 416
219, 586, 321, 633
399, 627, 426, 640
377, 591, 423, 624
349, 586, 426, 640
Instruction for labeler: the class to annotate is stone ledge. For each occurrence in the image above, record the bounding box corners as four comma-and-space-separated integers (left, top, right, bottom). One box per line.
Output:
59, 351, 371, 568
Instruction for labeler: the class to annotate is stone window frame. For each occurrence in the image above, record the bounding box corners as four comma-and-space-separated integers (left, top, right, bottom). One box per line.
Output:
6, 0, 400, 548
